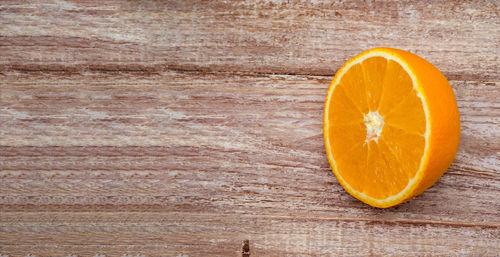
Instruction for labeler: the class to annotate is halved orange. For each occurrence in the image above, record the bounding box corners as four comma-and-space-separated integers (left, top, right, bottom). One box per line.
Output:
324, 48, 460, 208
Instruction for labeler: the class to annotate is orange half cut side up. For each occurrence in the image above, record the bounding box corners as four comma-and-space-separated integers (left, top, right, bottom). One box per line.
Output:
323, 48, 460, 208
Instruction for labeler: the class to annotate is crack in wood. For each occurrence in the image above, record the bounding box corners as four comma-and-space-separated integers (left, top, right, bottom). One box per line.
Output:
1, 65, 497, 81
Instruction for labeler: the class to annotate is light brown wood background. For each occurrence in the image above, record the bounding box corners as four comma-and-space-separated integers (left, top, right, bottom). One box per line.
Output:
1, 0, 499, 256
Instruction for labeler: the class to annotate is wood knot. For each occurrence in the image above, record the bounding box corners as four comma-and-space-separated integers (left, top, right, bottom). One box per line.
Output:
242, 239, 250, 257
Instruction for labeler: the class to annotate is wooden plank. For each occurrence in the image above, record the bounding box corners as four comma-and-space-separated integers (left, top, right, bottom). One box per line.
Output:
0, 212, 498, 256
0, 0, 498, 79
1, 0, 499, 255
0, 71, 498, 256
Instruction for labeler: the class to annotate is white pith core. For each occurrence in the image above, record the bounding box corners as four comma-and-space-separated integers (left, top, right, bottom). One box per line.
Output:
364, 110, 384, 143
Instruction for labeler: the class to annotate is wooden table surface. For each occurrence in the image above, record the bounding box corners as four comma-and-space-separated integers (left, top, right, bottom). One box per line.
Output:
1, 1, 499, 256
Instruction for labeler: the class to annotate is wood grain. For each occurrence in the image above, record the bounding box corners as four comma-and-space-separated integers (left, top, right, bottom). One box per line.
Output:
0, 212, 498, 256
0, 0, 499, 79
1, 0, 499, 256
1, 71, 499, 256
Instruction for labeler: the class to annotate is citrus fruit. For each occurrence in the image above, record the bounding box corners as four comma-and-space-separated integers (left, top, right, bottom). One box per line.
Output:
323, 48, 460, 208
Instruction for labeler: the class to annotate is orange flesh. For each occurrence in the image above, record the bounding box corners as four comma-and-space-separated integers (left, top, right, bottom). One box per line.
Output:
327, 57, 426, 200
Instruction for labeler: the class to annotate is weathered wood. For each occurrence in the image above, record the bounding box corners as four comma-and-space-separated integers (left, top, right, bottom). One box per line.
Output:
1, 0, 499, 255
0, 71, 499, 256
0, 212, 498, 256
0, 0, 499, 79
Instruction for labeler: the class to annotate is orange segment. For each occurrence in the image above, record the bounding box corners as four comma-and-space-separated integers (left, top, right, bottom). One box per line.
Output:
361, 57, 387, 110
324, 48, 460, 208
378, 60, 414, 115
377, 140, 408, 194
381, 125, 425, 178
384, 90, 426, 135
365, 141, 390, 199
335, 142, 369, 193
337, 63, 369, 114
328, 123, 366, 161
328, 86, 364, 125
